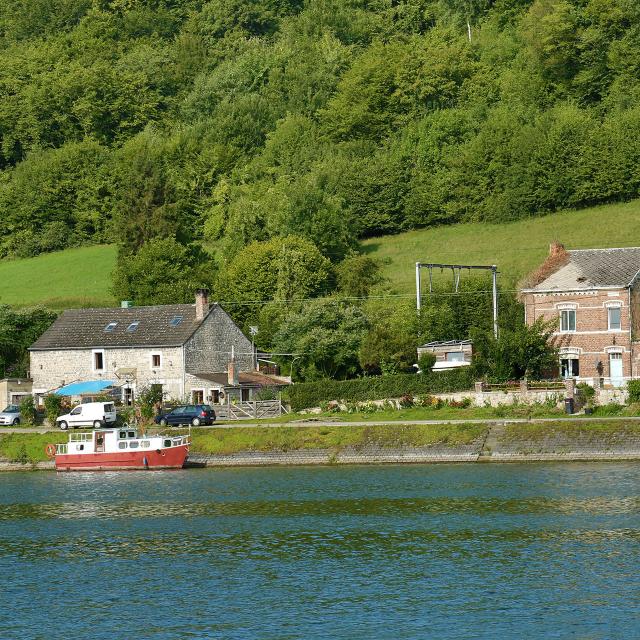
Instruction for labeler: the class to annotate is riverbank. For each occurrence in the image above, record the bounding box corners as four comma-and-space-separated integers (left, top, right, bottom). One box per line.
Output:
4, 421, 640, 470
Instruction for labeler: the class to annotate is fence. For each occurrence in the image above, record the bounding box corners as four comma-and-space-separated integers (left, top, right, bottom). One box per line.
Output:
215, 400, 287, 420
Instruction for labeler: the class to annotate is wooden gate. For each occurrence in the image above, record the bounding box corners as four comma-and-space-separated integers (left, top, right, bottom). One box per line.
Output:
215, 400, 287, 420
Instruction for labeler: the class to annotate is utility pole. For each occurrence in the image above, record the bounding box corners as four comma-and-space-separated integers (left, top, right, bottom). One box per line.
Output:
415, 262, 499, 339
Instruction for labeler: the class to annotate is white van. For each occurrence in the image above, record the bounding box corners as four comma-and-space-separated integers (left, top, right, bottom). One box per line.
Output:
56, 402, 117, 430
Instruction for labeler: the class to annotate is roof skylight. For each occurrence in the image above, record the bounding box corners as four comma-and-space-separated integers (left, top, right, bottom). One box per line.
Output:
169, 315, 183, 327
126, 321, 140, 332
104, 322, 118, 332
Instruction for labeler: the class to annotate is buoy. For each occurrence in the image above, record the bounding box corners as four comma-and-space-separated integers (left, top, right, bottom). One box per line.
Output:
45, 444, 56, 458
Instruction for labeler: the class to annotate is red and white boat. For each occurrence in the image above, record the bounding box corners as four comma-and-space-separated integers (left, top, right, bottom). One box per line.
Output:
46, 426, 190, 471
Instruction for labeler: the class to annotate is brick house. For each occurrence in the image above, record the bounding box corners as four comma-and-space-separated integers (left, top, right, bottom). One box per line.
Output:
29, 290, 286, 405
521, 244, 640, 387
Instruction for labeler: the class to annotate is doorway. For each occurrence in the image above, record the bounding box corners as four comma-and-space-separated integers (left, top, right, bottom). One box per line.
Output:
95, 432, 105, 453
610, 353, 624, 387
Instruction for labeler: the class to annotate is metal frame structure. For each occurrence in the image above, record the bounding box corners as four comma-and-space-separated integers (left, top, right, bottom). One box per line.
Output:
415, 262, 499, 338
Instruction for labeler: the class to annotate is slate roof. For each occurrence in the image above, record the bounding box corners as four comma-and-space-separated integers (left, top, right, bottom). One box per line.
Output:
193, 372, 291, 387
30, 303, 215, 350
526, 248, 640, 292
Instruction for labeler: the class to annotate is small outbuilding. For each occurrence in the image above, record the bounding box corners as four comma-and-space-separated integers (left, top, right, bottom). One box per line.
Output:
417, 340, 473, 370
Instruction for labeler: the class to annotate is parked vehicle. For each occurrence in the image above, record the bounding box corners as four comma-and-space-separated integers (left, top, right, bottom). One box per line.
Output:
154, 404, 216, 426
56, 402, 117, 430
0, 405, 22, 426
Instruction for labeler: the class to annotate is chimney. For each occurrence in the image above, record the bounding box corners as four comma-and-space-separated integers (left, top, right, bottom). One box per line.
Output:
195, 288, 209, 321
549, 241, 565, 257
228, 346, 239, 386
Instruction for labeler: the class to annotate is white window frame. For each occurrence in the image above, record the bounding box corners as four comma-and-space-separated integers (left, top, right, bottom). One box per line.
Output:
607, 306, 622, 331
92, 349, 105, 372
150, 352, 162, 370
560, 309, 576, 333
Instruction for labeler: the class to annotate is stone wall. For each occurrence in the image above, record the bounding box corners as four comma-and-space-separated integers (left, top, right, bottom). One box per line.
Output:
185, 305, 254, 374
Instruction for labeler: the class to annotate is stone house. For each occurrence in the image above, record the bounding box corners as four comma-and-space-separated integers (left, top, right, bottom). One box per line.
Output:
29, 290, 286, 406
521, 244, 640, 387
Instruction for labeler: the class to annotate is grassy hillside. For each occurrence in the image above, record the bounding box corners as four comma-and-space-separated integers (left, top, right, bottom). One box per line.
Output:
363, 200, 640, 293
1, 199, 640, 310
0, 245, 117, 310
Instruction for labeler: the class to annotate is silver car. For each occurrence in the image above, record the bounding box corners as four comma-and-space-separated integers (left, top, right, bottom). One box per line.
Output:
0, 405, 22, 426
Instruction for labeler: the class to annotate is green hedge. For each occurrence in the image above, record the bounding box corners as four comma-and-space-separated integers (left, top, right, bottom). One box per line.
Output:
288, 369, 475, 411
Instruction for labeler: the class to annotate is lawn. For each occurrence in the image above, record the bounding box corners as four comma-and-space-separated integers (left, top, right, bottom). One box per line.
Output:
362, 200, 640, 293
0, 244, 117, 310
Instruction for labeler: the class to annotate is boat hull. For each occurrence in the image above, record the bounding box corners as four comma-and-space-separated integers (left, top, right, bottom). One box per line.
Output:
55, 444, 189, 471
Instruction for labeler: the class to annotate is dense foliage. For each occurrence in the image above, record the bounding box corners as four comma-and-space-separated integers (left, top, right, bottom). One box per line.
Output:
0, 305, 57, 378
2, 0, 640, 265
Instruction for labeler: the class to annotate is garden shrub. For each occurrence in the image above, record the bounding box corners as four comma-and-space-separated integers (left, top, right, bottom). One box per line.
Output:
628, 380, 640, 404
288, 369, 474, 411
43, 394, 63, 426
19, 395, 37, 425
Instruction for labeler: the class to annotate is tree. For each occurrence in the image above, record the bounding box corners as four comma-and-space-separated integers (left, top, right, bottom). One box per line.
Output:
272, 299, 369, 380
218, 235, 334, 325
471, 318, 558, 382
111, 237, 214, 305
336, 254, 384, 298
0, 305, 56, 377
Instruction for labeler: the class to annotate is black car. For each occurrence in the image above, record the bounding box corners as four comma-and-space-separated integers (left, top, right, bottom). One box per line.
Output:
155, 404, 216, 426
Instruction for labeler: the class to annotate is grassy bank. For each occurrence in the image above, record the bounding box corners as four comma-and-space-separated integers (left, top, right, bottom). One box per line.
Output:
502, 420, 640, 443
189, 424, 486, 456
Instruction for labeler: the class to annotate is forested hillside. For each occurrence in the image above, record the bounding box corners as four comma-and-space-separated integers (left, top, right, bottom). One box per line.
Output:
1, 0, 639, 379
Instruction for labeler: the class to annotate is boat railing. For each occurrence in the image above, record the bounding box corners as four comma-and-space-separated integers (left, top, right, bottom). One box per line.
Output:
69, 433, 93, 443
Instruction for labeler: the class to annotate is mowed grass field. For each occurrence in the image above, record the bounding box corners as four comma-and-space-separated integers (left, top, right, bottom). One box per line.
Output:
0, 244, 117, 309
1, 200, 640, 309
362, 200, 640, 292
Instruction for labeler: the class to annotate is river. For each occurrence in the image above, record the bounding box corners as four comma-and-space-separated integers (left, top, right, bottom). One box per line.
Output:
1, 464, 639, 639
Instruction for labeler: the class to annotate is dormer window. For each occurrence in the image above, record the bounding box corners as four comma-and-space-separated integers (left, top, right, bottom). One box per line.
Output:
127, 321, 139, 332
104, 322, 118, 332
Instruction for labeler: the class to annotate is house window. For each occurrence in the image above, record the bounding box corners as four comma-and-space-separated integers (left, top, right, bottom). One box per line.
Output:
560, 309, 576, 332
192, 390, 204, 404
151, 353, 161, 369
608, 307, 622, 331
241, 388, 250, 402
93, 350, 105, 371
127, 321, 139, 332
169, 315, 183, 327
104, 322, 117, 332
560, 357, 579, 378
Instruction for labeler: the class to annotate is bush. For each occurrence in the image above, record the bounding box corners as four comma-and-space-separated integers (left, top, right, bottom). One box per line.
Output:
417, 352, 437, 372
288, 369, 474, 411
593, 403, 624, 416
628, 380, 640, 404
19, 395, 37, 425
43, 394, 63, 426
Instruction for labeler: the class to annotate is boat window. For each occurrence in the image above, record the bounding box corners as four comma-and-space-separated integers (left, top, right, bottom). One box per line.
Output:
164, 439, 172, 447
119, 431, 126, 439
118, 442, 127, 449
141, 441, 150, 448
76, 444, 84, 451
129, 441, 139, 449
128, 431, 135, 438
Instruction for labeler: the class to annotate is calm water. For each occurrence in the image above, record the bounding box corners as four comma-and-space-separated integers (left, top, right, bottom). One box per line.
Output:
1, 464, 640, 639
